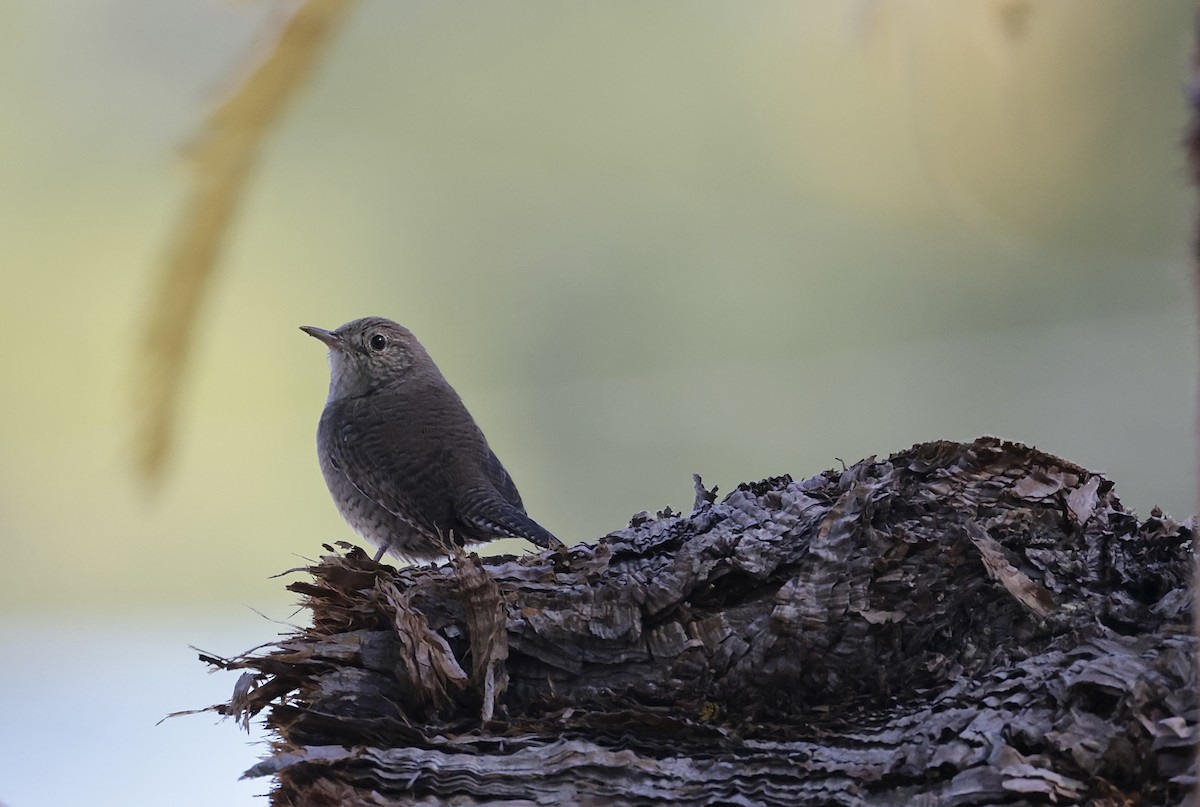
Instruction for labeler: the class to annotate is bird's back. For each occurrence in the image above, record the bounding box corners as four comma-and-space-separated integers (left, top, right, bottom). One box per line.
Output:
320, 374, 544, 547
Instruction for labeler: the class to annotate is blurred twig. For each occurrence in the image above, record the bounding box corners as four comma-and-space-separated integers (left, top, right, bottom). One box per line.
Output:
134, 0, 354, 484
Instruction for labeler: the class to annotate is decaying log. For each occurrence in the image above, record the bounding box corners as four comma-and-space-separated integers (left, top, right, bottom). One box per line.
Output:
204, 437, 1198, 806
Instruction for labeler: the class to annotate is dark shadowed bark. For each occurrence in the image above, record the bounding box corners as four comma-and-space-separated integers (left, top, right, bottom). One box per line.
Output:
203, 438, 1196, 806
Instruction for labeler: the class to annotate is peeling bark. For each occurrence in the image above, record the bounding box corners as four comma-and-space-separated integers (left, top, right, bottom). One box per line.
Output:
203, 437, 1197, 806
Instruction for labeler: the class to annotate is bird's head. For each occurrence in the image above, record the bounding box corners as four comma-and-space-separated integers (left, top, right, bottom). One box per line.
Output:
301, 317, 434, 400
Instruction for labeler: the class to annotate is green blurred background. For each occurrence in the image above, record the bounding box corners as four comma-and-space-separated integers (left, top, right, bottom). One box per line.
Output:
1, 1, 1196, 804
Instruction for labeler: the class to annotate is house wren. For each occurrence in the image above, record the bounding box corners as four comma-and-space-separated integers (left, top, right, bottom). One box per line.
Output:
301, 317, 563, 562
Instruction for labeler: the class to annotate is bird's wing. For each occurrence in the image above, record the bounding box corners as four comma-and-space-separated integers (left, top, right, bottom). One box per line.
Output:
475, 446, 564, 549
320, 397, 454, 539
482, 448, 525, 510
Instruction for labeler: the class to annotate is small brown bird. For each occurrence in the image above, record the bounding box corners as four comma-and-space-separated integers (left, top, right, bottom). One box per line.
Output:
301, 317, 562, 562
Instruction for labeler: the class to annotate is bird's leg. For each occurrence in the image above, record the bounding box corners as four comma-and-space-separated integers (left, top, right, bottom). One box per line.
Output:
372, 543, 388, 563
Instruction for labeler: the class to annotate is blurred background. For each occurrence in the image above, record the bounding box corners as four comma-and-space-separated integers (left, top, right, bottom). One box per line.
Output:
1, 1, 1196, 804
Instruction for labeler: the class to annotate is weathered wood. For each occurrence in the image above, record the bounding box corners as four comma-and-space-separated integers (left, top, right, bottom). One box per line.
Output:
206, 437, 1197, 806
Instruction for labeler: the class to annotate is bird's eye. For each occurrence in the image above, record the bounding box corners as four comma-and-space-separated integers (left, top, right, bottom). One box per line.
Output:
369, 334, 387, 352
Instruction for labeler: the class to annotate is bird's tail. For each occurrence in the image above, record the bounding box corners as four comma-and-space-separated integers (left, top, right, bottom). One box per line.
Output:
458, 488, 564, 550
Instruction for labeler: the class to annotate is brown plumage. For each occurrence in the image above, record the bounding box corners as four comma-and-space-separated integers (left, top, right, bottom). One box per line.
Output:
301, 317, 562, 562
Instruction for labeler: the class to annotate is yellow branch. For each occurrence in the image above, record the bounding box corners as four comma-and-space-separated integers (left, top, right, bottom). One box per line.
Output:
135, 0, 355, 483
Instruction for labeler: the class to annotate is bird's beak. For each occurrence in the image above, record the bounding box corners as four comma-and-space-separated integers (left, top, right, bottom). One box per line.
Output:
300, 325, 342, 349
